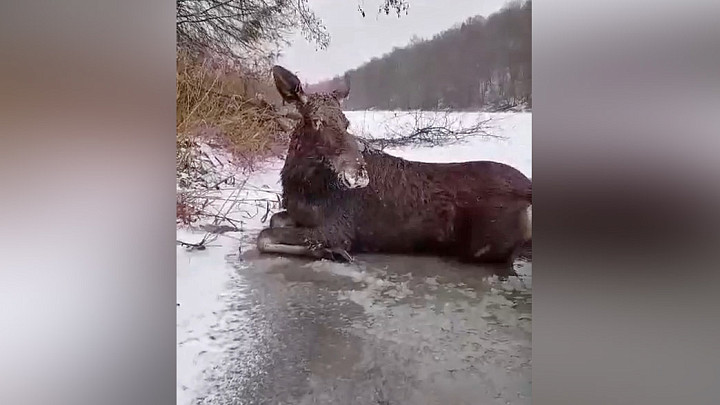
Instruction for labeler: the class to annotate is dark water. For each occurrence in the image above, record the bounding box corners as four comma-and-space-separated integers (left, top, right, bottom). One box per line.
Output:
196, 240, 531, 405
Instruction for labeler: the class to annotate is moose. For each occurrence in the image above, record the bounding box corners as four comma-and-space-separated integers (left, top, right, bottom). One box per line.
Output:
257, 65, 532, 273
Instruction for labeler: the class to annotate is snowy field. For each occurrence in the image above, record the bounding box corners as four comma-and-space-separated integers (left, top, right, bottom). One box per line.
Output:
177, 111, 532, 404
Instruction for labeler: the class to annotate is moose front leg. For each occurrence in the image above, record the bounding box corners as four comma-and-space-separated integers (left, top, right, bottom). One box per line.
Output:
256, 227, 354, 262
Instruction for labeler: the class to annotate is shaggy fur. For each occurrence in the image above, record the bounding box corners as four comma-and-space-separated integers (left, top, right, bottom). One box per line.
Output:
257, 65, 532, 272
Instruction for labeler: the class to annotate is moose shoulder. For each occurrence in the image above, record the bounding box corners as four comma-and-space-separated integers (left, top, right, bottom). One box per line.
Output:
257, 65, 532, 272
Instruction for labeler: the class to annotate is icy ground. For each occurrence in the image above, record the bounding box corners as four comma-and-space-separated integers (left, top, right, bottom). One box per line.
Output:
177, 111, 532, 404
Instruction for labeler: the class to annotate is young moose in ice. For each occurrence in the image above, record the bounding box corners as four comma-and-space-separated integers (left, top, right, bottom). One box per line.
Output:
257, 65, 532, 271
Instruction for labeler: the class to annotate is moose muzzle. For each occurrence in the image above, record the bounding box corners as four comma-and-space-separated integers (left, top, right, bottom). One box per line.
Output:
339, 166, 369, 189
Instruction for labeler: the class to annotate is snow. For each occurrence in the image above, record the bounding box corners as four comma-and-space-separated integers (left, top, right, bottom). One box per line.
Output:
176, 160, 283, 405
176, 111, 531, 404
176, 227, 237, 402
346, 111, 532, 177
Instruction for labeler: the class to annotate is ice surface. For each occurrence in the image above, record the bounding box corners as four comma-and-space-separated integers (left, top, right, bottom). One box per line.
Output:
176, 111, 532, 404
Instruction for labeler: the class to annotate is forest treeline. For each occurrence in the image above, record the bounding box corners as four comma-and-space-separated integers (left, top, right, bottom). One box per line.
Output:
308, 1, 531, 111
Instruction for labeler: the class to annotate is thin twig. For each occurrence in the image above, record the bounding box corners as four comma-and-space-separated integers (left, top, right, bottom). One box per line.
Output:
261, 199, 271, 223
361, 111, 501, 150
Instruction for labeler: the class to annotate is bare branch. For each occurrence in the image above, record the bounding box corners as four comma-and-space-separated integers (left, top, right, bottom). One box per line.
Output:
177, 232, 218, 251
357, 111, 503, 150
177, 0, 329, 62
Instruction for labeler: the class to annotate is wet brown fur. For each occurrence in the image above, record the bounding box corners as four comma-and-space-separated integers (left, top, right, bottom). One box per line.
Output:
258, 66, 532, 271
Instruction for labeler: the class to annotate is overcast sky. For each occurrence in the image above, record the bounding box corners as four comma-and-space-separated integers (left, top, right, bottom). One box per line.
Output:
277, 0, 510, 84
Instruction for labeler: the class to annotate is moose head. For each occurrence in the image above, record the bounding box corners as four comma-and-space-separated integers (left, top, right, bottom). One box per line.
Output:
272, 65, 369, 190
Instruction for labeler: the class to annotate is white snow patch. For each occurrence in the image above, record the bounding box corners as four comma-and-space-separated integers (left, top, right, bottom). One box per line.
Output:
176, 228, 239, 404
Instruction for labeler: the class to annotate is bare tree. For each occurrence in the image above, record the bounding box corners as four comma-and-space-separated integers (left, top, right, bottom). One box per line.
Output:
177, 0, 330, 61
176, 0, 424, 69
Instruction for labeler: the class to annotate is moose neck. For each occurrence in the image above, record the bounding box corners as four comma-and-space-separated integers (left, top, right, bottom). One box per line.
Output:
281, 129, 340, 199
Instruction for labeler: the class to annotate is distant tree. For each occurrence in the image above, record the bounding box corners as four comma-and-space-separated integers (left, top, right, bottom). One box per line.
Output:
312, 1, 532, 111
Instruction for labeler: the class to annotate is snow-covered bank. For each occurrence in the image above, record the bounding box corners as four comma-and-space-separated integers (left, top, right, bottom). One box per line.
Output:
176, 161, 282, 404
176, 111, 532, 404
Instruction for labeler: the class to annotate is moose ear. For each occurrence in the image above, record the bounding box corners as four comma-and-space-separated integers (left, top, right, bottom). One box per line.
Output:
272, 65, 307, 104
